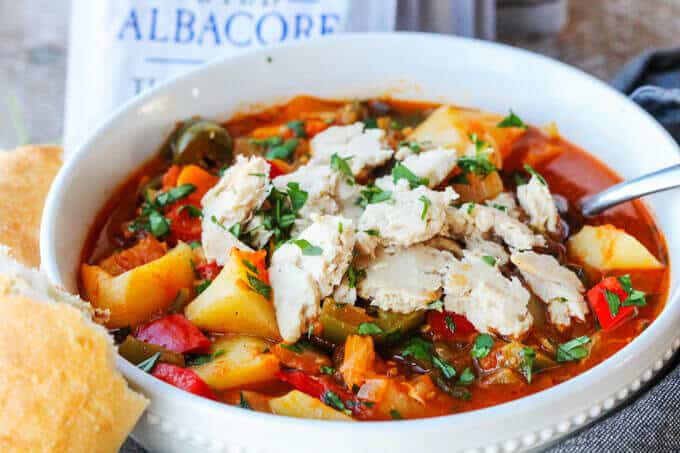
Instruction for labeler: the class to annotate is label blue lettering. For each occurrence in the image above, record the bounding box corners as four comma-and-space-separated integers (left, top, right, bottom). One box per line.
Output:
320, 13, 340, 35
294, 14, 313, 39
117, 8, 142, 41
225, 11, 253, 47
175, 8, 196, 44
197, 12, 221, 45
149, 7, 169, 43
256, 11, 288, 45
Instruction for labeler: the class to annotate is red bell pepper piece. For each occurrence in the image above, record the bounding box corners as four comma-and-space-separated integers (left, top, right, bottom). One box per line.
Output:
276, 370, 364, 416
196, 261, 223, 281
136, 314, 211, 354
161, 165, 181, 190
427, 310, 477, 340
164, 201, 202, 244
266, 159, 290, 179
587, 277, 636, 330
152, 363, 216, 400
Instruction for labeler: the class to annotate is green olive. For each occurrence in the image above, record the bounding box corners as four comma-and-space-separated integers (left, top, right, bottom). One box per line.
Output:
171, 119, 232, 166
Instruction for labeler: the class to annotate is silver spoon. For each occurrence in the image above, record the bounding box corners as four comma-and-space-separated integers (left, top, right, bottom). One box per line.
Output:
580, 163, 680, 216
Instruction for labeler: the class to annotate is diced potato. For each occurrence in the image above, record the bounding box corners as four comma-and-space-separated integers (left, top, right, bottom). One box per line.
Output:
269, 390, 354, 421
185, 249, 280, 340
238, 390, 274, 413
567, 225, 663, 271
409, 105, 469, 151
191, 335, 280, 390
452, 171, 504, 203
81, 242, 195, 328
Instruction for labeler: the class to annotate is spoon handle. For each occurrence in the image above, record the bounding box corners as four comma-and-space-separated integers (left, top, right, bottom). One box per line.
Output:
580, 163, 680, 216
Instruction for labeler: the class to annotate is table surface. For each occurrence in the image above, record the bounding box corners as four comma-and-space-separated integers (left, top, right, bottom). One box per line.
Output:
1, 0, 679, 149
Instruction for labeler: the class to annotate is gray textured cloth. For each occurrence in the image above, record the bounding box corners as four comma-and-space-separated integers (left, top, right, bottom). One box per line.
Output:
121, 48, 680, 453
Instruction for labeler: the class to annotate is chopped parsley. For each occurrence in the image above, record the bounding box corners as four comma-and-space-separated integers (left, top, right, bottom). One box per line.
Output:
458, 367, 475, 385
137, 352, 161, 373
290, 239, 323, 256
427, 299, 444, 312
497, 110, 528, 129
307, 324, 314, 339
249, 136, 283, 148
490, 203, 508, 212
481, 255, 497, 267
398, 140, 423, 154
432, 355, 457, 379
400, 337, 433, 363
445, 315, 456, 332
363, 117, 378, 129
618, 274, 647, 307
347, 265, 366, 289
357, 322, 384, 336
286, 182, 308, 212
456, 152, 497, 179
392, 162, 429, 189
556, 336, 591, 362
155, 184, 196, 207
239, 391, 252, 409
178, 204, 203, 218
523, 164, 548, 186
471, 334, 494, 359
357, 184, 392, 208
338, 222, 343, 233
227, 222, 241, 238
419, 195, 431, 220
286, 120, 307, 138
266, 138, 299, 160
390, 409, 402, 420
519, 347, 536, 383
322, 390, 351, 415
188, 241, 201, 249
195, 280, 211, 294
242, 259, 259, 274
330, 153, 355, 185
187, 349, 225, 366
364, 229, 380, 236
247, 274, 272, 299
389, 120, 404, 130
258, 186, 304, 246
249, 172, 266, 178
514, 172, 528, 186
605, 289, 622, 317
280, 342, 304, 354
466, 202, 475, 215
320, 365, 336, 375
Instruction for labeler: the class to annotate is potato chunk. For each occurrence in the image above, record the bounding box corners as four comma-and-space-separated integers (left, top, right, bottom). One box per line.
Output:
191, 335, 279, 390
409, 105, 469, 150
269, 390, 354, 421
81, 242, 195, 328
567, 225, 663, 271
185, 249, 281, 340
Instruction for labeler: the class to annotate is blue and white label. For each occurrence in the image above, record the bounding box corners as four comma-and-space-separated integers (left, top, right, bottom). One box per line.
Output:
64, 0, 395, 150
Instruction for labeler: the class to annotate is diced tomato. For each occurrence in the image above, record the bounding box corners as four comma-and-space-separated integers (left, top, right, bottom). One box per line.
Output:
305, 119, 330, 137
587, 277, 636, 331
427, 310, 477, 340
152, 363, 216, 400
161, 165, 181, 190
136, 314, 211, 354
267, 159, 290, 178
196, 261, 222, 281
165, 201, 202, 244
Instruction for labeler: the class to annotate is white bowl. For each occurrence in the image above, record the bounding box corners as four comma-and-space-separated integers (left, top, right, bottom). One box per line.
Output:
41, 33, 679, 453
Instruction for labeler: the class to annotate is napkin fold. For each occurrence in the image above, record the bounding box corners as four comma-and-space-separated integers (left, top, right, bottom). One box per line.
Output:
122, 48, 680, 453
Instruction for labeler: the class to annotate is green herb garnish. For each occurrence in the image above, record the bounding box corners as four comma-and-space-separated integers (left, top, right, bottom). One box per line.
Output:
195, 280, 211, 294
432, 355, 457, 379
286, 120, 307, 138
481, 255, 497, 267
427, 299, 444, 312
239, 391, 251, 409
556, 336, 591, 362
392, 162, 429, 189
523, 164, 547, 186
322, 390, 351, 415
290, 239, 323, 256
519, 347, 536, 383
398, 140, 422, 154
137, 352, 161, 373
458, 367, 475, 385
497, 110, 528, 129
401, 337, 433, 363
155, 184, 196, 207
178, 204, 203, 218
286, 182, 308, 212
471, 334, 494, 359
419, 195, 431, 220
390, 409, 402, 420
330, 153, 355, 185
357, 184, 392, 208
320, 365, 336, 375
148, 211, 171, 237
248, 274, 272, 299
605, 289, 621, 317
266, 139, 299, 160
357, 322, 384, 336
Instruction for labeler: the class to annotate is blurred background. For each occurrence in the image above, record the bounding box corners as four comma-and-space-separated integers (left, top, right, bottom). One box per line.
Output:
0, 0, 674, 150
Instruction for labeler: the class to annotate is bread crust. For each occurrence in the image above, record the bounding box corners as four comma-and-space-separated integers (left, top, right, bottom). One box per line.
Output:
0, 276, 148, 453
0, 145, 63, 267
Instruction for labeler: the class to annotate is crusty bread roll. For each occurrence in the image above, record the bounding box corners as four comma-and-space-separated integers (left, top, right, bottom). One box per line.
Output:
0, 245, 149, 453
0, 145, 63, 267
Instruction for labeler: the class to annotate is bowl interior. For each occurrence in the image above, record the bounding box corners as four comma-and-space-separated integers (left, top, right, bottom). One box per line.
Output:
40, 33, 679, 450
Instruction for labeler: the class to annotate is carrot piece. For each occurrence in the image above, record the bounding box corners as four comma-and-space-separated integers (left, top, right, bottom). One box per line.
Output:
176, 164, 219, 200
232, 249, 269, 284
305, 119, 330, 137
340, 335, 376, 389
250, 125, 284, 139
161, 165, 181, 190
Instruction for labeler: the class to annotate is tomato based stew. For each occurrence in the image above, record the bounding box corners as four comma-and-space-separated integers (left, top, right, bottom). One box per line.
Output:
81, 97, 669, 420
